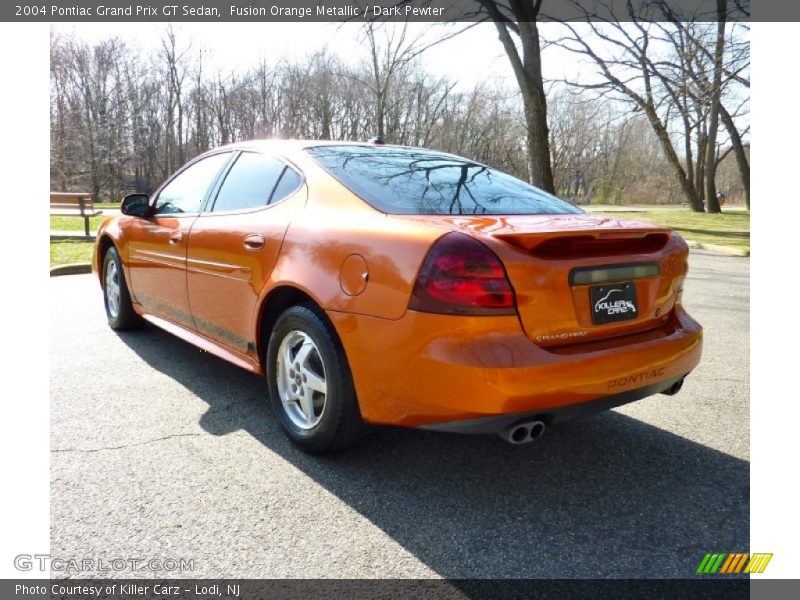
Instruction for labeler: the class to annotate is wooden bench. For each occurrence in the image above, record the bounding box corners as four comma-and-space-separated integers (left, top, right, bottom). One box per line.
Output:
50, 192, 103, 236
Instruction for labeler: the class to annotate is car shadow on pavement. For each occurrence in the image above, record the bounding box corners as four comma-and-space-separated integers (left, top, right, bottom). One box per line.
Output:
119, 324, 749, 579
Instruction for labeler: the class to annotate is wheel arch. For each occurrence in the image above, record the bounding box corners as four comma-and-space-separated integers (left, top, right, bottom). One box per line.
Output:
96, 235, 116, 284
254, 284, 341, 369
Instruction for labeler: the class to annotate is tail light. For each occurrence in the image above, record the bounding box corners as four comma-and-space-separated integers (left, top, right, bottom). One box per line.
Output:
409, 233, 516, 316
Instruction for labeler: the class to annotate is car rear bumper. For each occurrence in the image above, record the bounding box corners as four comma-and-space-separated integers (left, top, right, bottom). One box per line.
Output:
328, 305, 702, 430
417, 374, 687, 434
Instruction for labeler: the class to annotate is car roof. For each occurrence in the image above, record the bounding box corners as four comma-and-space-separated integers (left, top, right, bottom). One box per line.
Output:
220, 139, 398, 152
211, 139, 481, 170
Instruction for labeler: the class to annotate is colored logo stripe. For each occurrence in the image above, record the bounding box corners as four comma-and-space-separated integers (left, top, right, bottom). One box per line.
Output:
698, 552, 773, 574
744, 553, 773, 574
697, 553, 726, 574
720, 553, 748, 573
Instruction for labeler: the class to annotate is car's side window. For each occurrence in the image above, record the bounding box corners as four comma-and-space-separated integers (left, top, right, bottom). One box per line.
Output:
269, 166, 303, 204
211, 152, 286, 212
154, 153, 232, 215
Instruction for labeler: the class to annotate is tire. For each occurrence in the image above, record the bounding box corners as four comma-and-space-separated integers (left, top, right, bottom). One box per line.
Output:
266, 305, 364, 453
102, 246, 142, 330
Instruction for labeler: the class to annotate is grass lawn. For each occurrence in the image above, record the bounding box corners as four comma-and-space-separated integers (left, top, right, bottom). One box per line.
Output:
591, 209, 750, 254
50, 214, 107, 233
95, 202, 121, 208
50, 240, 95, 267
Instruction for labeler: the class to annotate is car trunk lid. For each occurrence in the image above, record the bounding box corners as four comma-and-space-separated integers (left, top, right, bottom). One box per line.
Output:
399, 214, 688, 347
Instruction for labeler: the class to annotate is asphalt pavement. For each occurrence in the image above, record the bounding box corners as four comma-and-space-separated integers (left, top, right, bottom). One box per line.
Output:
50, 250, 749, 578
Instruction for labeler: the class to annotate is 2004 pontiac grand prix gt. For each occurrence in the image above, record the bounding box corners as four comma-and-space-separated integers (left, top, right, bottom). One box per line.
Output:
93, 140, 702, 452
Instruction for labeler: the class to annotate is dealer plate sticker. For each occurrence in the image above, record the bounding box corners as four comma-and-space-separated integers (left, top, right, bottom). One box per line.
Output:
590, 282, 638, 325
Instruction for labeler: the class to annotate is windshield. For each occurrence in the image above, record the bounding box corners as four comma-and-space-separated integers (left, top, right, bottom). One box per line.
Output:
306, 145, 583, 216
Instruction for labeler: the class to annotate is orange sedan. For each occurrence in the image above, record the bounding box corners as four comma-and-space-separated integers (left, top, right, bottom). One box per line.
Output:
93, 140, 702, 452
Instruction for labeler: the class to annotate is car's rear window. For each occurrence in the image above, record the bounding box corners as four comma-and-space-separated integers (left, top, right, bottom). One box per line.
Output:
306, 145, 583, 215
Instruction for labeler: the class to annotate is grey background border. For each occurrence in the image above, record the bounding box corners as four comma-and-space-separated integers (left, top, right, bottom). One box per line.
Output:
3, 0, 756, 23
0, 578, 761, 599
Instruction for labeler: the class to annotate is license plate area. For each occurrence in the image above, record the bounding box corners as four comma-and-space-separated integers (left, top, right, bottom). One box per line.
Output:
589, 282, 638, 325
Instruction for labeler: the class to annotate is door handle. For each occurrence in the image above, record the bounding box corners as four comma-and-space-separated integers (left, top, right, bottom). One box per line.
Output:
243, 234, 265, 250
169, 232, 183, 245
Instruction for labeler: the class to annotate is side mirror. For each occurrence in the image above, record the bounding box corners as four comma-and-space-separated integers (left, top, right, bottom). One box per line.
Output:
121, 193, 151, 217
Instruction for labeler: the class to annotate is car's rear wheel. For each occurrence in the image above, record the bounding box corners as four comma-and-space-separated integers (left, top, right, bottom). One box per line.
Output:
266, 305, 364, 453
102, 246, 142, 330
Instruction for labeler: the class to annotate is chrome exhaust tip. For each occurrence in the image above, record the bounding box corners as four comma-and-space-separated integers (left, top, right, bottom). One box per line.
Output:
499, 420, 546, 444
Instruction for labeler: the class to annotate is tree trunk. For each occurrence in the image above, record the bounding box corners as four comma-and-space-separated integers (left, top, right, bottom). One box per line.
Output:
704, 0, 727, 214
682, 112, 694, 198
719, 103, 750, 209
695, 124, 706, 206
484, 2, 555, 193
518, 20, 555, 192
376, 93, 386, 139
522, 90, 554, 192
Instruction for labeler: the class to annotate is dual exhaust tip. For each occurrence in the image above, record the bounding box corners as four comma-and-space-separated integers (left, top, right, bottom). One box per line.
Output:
498, 376, 687, 444
499, 419, 546, 445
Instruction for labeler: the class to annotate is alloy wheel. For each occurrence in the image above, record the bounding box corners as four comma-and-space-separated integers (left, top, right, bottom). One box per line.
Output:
105, 259, 120, 319
275, 330, 328, 429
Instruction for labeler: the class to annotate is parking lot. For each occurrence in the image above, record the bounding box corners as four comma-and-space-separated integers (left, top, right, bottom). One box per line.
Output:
50, 251, 749, 578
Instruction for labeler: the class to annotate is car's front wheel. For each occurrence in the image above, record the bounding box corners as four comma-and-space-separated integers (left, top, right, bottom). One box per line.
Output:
102, 246, 142, 330
266, 305, 364, 453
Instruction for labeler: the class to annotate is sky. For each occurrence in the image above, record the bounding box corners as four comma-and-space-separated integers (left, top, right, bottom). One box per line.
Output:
50, 21, 586, 92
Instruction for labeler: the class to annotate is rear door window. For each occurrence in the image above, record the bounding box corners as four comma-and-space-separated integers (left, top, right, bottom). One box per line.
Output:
269, 166, 303, 204
212, 152, 286, 212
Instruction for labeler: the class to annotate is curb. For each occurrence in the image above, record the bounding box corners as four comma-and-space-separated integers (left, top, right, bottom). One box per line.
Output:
672, 227, 749, 238
50, 263, 92, 277
686, 240, 749, 257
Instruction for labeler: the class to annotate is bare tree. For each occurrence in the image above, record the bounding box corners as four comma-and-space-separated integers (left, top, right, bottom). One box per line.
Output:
354, 22, 436, 141
552, 17, 714, 211
160, 25, 189, 172
701, 0, 727, 213
673, 17, 749, 209
461, 1, 556, 192
50, 26, 748, 210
